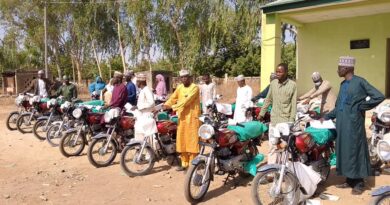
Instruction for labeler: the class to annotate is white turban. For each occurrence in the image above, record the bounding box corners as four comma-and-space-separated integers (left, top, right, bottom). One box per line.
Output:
339, 56, 356, 67
179, 69, 190, 77
136, 73, 147, 81
113, 71, 123, 78
38, 70, 45, 75
235, 74, 245, 81
311, 72, 321, 81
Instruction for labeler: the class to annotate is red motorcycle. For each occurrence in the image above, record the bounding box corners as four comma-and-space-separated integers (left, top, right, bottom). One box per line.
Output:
59, 105, 106, 157
120, 111, 178, 177
16, 96, 50, 134
87, 108, 135, 168
6, 93, 33, 131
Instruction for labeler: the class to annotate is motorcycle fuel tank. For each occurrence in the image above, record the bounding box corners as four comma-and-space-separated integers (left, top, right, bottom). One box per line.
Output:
157, 120, 177, 135
87, 113, 104, 124
120, 116, 135, 130
295, 132, 315, 153
217, 128, 238, 147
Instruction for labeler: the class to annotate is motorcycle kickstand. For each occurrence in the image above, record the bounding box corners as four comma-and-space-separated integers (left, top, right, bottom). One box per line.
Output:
222, 173, 235, 186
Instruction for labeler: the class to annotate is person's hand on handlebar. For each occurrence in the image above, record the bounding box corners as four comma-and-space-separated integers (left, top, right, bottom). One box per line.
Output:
257, 115, 264, 122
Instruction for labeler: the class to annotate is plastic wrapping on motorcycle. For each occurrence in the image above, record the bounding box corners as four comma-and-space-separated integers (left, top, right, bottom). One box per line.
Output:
256, 102, 272, 112
244, 154, 264, 176
227, 121, 268, 141
288, 161, 322, 202
78, 100, 105, 106
304, 127, 336, 145
157, 112, 169, 121
40, 98, 50, 103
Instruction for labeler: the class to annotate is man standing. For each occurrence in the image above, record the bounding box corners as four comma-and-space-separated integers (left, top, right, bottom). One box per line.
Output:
252, 73, 277, 102
132, 73, 157, 140
258, 63, 297, 164
199, 73, 216, 114
324, 56, 384, 195
125, 71, 137, 106
56, 75, 77, 101
298, 72, 336, 115
164, 69, 201, 171
24, 70, 51, 98
233, 75, 252, 123
109, 71, 128, 109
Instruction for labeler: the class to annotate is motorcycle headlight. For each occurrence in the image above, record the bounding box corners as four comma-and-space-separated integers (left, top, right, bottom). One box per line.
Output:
47, 99, 57, 108
198, 124, 214, 140
377, 140, 390, 162
379, 112, 390, 123
15, 95, 24, 106
72, 108, 83, 119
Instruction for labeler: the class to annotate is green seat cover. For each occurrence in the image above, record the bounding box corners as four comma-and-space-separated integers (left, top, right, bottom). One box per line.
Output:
304, 126, 336, 145
231, 103, 235, 112
79, 100, 105, 106
256, 102, 272, 112
157, 112, 169, 121
40, 98, 49, 103
330, 153, 337, 166
171, 116, 178, 124
227, 121, 268, 142
244, 154, 265, 176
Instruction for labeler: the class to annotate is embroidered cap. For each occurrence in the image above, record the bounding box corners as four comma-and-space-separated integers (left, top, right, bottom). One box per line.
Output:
339, 56, 356, 67
179, 69, 190, 77
235, 75, 245, 81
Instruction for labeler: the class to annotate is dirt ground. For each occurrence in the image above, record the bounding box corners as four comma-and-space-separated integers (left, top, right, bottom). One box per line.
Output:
0, 104, 389, 205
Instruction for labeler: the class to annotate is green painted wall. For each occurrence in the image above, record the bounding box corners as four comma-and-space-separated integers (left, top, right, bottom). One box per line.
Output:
297, 12, 390, 96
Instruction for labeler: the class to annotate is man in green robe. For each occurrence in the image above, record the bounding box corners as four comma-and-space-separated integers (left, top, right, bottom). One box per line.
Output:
324, 56, 384, 195
56, 75, 78, 101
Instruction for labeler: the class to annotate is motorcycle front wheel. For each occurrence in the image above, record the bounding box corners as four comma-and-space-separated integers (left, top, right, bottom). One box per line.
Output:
6, 111, 20, 131
87, 138, 117, 168
184, 162, 211, 204
370, 193, 390, 205
120, 143, 155, 177
16, 113, 35, 134
46, 124, 64, 146
251, 168, 298, 205
33, 119, 50, 140
59, 130, 86, 157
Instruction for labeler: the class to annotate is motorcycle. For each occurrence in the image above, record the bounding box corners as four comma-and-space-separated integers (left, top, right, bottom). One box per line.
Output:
120, 110, 178, 177
251, 117, 334, 205
184, 100, 265, 203
368, 103, 390, 169
370, 138, 390, 205
16, 96, 50, 134
87, 107, 135, 168
59, 105, 105, 157
32, 97, 64, 140
46, 100, 79, 147
6, 93, 33, 131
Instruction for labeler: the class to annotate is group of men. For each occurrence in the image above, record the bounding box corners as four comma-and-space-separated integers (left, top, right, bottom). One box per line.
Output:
24, 70, 77, 102
166, 56, 385, 196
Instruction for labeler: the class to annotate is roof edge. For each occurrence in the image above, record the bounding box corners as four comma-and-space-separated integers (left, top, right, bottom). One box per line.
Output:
262, 0, 350, 14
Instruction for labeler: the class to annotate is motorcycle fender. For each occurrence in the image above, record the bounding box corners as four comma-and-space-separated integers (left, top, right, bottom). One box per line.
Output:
51, 121, 62, 126
372, 186, 390, 196
92, 133, 110, 140
191, 155, 207, 166
37, 116, 49, 121
64, 128, 78, 134
256, 164, 282, 173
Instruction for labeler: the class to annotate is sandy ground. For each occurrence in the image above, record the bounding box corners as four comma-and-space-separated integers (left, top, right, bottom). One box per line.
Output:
0, 104, 389, 205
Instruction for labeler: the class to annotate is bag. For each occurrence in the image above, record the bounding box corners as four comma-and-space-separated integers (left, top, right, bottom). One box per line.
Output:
227, 121, 268, 141
305, 127, 336, 145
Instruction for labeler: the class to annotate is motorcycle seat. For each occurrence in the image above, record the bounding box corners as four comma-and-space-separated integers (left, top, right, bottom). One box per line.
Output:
227, 121, 268, 141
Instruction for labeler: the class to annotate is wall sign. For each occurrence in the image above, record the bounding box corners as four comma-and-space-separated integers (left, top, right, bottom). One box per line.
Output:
350, 39, 370, 49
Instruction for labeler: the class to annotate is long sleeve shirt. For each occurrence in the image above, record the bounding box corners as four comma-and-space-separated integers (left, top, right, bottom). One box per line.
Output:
137, 86, 155, 112
126, 81, 137, 106
260, 79, 297, 124
110, 84, 128, 109
252, 85, 270, 102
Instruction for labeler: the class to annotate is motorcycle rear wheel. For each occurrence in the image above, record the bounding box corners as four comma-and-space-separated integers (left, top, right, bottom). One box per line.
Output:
120, 144, 155, 177
16, 113, 35, 134
33, 119, 49, 140
87, 138, 117, 168
59, 130, 86, 157
6, 111, 20, 131
251, 168, 298, 205
370, 193, 390, 205
184, 162, 211, 204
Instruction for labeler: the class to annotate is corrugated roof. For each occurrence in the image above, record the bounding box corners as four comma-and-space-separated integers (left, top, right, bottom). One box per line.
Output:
261, 0, 349, 13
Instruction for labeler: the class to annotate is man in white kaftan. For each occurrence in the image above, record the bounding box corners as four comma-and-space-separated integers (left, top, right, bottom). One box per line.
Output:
199, 74, 216, 114
233, 75, 252, 123
132, 74, 157, 141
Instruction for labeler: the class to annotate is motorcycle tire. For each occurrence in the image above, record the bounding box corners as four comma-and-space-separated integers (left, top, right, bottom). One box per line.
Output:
87, 138, 117, 168
120, 144, 155, 177
59, 130, 86, 157
251, 168, 299, 205
46, 124, 63, 147
184, 162, 211, 204
16, 113, 35, 134
33, 119, 49, 141
6, 111, 20, 131
370, 193, 390, 205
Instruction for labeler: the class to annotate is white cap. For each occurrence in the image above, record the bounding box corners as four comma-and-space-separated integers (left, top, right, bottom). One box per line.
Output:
113, 71, 123, 78
235, 75, 245, 81
125, 70, 134, 77
38, 70, 45, 74
136, 73, 147, 81
339, 56, 356, 67
311, 72, 321, 81
179, 69, 190, 77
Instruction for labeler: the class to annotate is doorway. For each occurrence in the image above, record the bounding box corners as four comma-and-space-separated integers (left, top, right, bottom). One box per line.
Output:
387, 39, 390, 97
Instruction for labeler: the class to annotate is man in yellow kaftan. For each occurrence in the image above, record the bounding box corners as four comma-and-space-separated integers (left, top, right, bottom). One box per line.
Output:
164, 69, 201, 171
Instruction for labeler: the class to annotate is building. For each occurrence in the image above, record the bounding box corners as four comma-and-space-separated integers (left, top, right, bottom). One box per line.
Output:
260, 0, 390, 97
